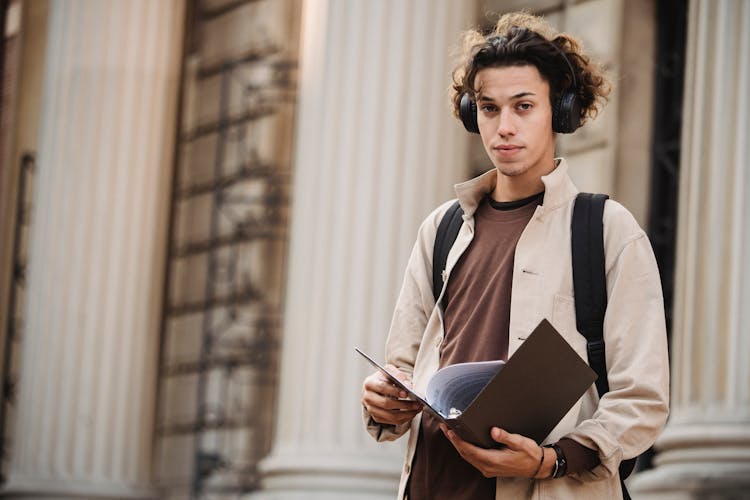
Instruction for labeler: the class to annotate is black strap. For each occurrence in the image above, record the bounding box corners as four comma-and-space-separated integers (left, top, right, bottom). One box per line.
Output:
432, 200, 464, 303
572, 193, 637, 488
572, 193, 610, 396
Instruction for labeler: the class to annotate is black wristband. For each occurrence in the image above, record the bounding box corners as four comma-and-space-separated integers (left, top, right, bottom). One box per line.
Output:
545, 444, 567, 478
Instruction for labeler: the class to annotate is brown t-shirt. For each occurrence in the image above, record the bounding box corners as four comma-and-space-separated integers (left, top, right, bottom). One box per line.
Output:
408, 194, 540, 500
407, 193, 598, 500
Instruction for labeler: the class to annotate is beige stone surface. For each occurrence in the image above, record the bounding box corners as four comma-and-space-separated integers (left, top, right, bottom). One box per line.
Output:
3, 0, 186, 498
253, 0, 474, 498
631, 0, 750, 495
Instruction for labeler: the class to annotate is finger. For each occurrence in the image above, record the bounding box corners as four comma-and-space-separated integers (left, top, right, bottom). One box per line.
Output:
490, 427, 526, 450
441, 425, 464, 454
375, 412, 418, 425
445, 431, 498, 476
379, 365, 415, 396
368, 397, 421, 414
368, 406, 421, 425
363, 378, 402, 400
364, 372, 407, 399
363, 387, 422, 410
440, 424, 467, 449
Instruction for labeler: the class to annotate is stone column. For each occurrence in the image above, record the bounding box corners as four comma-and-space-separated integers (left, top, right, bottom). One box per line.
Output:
629, 1, 750, 497
2, 0, 184, 498
253, 0, 473, 498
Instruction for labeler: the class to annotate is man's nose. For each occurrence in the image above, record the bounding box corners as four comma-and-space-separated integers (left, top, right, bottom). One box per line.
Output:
496, 108, 516, 136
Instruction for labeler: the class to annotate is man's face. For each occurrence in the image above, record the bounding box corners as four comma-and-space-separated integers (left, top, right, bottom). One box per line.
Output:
475, 65, 556, 182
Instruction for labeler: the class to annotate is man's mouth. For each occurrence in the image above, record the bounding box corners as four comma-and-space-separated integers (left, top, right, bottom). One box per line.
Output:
493, 145, 523, 155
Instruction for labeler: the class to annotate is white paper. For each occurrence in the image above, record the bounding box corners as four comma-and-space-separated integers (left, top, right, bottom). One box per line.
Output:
426, 360, 505, 418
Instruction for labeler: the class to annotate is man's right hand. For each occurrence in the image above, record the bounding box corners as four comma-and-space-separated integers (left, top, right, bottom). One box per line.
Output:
361, 365, 422, 425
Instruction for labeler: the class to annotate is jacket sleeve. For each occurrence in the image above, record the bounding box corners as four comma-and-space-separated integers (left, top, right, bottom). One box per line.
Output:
362, 201, 452, 442
565, 201, 670, 480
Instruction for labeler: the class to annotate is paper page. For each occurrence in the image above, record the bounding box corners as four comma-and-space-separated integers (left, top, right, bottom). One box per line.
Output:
426, 360, 505, 418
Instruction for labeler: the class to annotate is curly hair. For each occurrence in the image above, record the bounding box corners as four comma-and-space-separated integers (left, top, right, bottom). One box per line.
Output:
451, 12, 611, 127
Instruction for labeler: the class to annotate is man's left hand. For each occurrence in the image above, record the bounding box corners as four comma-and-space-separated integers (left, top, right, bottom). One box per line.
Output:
440, 425, 553, 479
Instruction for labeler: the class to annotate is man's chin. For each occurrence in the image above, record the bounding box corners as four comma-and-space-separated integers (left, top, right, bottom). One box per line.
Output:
493, 162, 528, 177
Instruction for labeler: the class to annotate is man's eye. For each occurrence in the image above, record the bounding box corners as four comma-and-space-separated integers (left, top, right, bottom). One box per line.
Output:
480, 105, 497, 113
518, 102, 533, 111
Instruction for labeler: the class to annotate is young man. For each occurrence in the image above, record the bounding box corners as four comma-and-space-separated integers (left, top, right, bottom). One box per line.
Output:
361, 12, 669, 500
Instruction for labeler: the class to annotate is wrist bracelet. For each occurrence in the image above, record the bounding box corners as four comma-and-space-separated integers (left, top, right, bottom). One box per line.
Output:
530, 445, 545, 479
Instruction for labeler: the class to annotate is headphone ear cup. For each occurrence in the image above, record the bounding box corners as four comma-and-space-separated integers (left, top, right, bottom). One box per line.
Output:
459, 93, 480, 134
552, 91, 582, 134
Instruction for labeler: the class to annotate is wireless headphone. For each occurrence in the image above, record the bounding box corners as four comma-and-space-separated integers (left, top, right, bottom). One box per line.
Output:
459, 39, 582, 135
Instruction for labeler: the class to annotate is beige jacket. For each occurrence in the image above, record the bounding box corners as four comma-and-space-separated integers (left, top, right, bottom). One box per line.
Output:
364, 160, 670, 499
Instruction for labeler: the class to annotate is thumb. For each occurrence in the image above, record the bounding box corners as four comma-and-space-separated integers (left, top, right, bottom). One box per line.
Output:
385, 364, 413, 387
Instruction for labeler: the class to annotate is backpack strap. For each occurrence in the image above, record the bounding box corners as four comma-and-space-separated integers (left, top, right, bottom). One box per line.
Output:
432, 200, 464, 303
571, 193, 610, 397
572, 193, 637, 492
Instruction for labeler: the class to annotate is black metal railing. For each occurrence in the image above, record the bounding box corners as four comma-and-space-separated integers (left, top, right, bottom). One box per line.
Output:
156, 1, 297, 497
0, 152, 35, 482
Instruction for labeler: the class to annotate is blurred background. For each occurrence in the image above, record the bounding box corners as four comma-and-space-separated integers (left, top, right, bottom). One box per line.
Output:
0, 0, 748, 499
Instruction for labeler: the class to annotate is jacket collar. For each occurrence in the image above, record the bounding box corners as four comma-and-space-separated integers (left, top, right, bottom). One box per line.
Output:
454, 158, 579, 218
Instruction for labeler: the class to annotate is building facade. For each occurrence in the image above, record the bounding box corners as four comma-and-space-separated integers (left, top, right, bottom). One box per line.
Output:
0, 0, 747, 499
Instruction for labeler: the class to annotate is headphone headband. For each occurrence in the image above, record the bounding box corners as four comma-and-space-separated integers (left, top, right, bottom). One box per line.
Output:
548, 40, 577, 90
